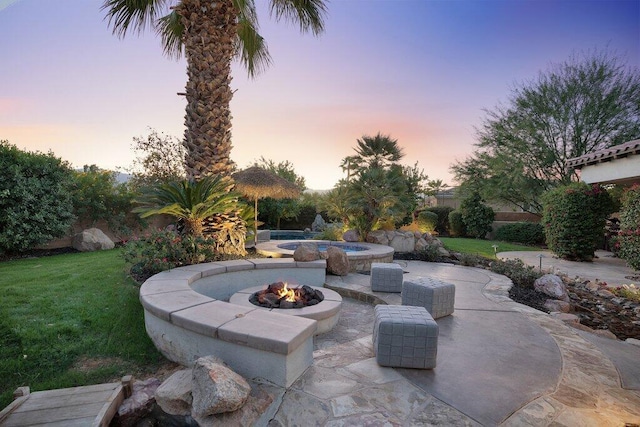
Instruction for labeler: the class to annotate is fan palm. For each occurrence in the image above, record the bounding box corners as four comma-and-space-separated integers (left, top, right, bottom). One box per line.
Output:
103, 0, 328, 180
133, 176, 248, 238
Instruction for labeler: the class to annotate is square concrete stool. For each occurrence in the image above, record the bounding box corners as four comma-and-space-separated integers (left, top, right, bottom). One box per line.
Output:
373, 305, 438, 369
402, 277, 455, 319
370, 262, 403, 293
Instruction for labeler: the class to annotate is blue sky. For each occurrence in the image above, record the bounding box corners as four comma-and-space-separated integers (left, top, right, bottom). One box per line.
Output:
1, 0, 638, 189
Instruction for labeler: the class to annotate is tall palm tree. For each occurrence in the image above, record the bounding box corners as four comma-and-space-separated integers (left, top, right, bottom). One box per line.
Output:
103, 0, 327, 179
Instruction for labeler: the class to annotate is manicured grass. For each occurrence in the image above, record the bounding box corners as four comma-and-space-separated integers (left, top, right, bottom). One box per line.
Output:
438, 237, 541, 258
0, 249, 165, 409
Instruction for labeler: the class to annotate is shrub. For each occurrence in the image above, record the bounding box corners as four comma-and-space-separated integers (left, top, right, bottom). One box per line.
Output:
541, 183, 614, 261
426, 206, 454, 235
71, 165, 138, 236
460, 192, 495, 239
315, 223, 344, 241
613, 284, 640, 302
494, 222, 544, 246
448, 210, 467, 237
489, 258, 542, 290
416, 210, 438, 233
618, 185, 640, 270
121, 229, 242, 281
0, 141, 75, 254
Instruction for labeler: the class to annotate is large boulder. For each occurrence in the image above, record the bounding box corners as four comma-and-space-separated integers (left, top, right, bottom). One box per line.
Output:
389, 231, 415, 253
293, 243, 320, 262
191, 357, 251, 420
534, 274, 569, 302
326, 246, 349, 276
155, 369, 193, 416
366, 230, 389, 246
72, 228, 115, 252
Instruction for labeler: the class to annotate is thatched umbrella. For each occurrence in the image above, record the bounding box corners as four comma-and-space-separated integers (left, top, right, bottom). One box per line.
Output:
232, 166, 302, 240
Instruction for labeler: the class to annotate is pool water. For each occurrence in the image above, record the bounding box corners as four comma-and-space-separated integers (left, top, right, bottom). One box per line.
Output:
270, 230, 320, 240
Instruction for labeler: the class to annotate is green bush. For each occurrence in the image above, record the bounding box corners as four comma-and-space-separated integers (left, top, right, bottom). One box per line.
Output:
618, 184, 640, 270
489, 258, 542, 290
495, 222, 544, 246
416, 210, 438, 233
448, 210, 467, 237
460, 192, 495, 239
426, 206, 454, 235
121, 229, 244, 281
0, 141, 75, 254
71, 165, 138, 236
315, 223, 344, 241
541, 183, 614, 261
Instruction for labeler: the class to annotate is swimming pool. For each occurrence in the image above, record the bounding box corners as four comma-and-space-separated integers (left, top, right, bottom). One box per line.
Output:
255, 240, 394, 272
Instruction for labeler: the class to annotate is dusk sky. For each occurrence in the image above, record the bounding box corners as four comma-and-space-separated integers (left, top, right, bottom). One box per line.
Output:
1, 0, 638, 189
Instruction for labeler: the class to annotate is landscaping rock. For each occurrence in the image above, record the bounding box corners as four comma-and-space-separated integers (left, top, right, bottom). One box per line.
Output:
415, 238, 428, 251
366, 230, 389, 246
155, 369, 193, 416
551, 312, 580, 324
293, 243, 320, 262
534, 274, 569, 302
544, 299, 571, 313
72, 228, 115, 252
191, 357, 250, 418
342, 229, 360, 242
326, 246, 349, 276
437, 246, 451, 257
116, 378, 162, 427
311, 214, 326, 232
597, 289, 616, 299
389, 231, 415, 253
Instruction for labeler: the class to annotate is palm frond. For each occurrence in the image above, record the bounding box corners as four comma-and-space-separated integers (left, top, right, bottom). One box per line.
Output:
269, 0, 328, 36
157, 10, 184, 59
102, 0, 171, 38
236, 14, 272, 77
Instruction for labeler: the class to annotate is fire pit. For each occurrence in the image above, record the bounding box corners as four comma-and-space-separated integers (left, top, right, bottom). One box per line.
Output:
250, 282, 324, 309
230, 284, 342, 335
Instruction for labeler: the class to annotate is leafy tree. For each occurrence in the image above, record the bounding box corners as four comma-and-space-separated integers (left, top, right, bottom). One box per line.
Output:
452, 50, 640, 213
126, 128, 186, 189
459, 192, 495, 239
541, 183, 614, 261
133, 176, 252, 255
71, 165, 138, 236
252, 157, 306, 229
0, 141, 75, 253
103, 0, 327, 179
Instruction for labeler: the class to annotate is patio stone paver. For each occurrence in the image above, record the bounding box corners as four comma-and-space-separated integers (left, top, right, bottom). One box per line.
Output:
268, 260, 640, 426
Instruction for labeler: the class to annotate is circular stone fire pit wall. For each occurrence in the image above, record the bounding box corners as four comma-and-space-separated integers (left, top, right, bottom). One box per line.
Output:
139, 258, 331, 388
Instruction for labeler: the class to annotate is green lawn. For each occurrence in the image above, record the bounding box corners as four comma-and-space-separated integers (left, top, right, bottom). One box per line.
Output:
438, 237, 541, 258
0, 250, 165, 408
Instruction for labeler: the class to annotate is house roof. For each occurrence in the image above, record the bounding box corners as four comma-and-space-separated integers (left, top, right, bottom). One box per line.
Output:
566, 139, 640, 169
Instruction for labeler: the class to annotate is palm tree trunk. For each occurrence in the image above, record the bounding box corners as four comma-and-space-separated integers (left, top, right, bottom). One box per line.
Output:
177, 0, 237, 180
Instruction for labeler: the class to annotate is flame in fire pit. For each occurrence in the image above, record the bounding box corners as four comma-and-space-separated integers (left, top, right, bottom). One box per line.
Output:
277, 282, 299, 303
